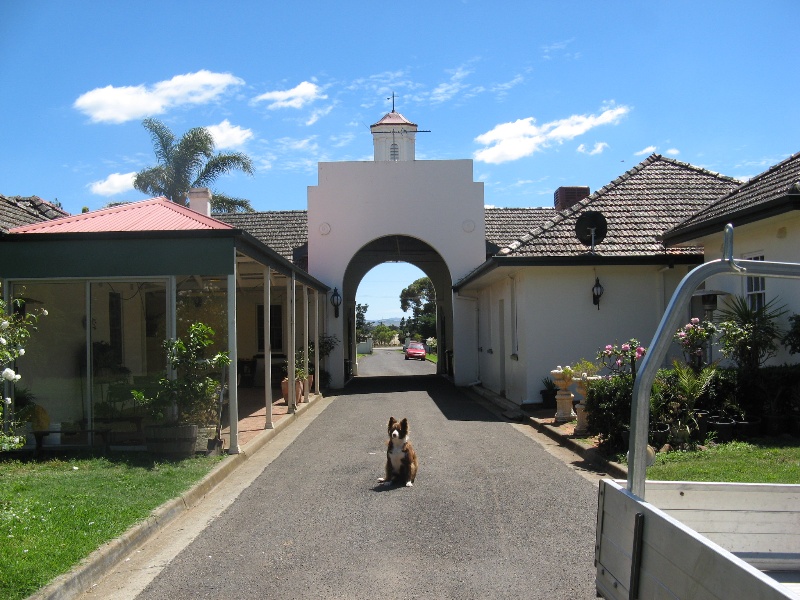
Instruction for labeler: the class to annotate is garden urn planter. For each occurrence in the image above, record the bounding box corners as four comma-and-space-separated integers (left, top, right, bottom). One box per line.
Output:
551, 368, 575, 424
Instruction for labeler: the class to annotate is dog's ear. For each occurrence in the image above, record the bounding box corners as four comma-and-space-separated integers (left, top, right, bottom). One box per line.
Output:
387, 416, 396, 430
400, 418, 409, 435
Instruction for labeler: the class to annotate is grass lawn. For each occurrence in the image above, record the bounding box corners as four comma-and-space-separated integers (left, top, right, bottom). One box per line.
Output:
0, 451, 225, 600
643, 439, 800, 483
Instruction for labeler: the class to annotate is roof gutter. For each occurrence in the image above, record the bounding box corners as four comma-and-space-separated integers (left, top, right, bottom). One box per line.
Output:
453, 253, 701, 291
663, 193, 800, 246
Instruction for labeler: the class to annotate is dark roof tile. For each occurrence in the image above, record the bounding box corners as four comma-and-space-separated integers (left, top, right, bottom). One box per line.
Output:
666, 151, 800, 242
0, 195, 69, 233
497, 155, 739, 259
217, 211, 308, 262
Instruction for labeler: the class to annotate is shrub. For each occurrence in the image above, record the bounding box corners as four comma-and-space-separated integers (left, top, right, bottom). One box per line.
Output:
133, 322, 229, 426
717, 295, 786, 373
674, 318, 716, 370
697, 367, 739, 415
783, 314, 800, 355
585, 374, 634, 454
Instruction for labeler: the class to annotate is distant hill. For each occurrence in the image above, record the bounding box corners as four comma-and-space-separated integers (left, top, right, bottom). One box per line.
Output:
368, 317, 403, 327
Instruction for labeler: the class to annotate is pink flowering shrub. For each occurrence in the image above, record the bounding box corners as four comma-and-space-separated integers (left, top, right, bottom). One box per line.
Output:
597, 339, 647, 380
674, 318, 716, 370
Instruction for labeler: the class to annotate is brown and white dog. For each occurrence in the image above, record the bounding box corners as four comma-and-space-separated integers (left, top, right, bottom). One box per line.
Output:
378, 416, 418, 487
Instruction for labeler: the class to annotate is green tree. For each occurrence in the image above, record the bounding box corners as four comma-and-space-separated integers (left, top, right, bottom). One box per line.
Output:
400, 277, 436, 340
355, 303, 372, 342
134, 118, 255, 214
372, 323, 397, 346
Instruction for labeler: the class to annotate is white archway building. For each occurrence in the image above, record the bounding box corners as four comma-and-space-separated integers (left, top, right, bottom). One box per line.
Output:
308, 110, 484, 388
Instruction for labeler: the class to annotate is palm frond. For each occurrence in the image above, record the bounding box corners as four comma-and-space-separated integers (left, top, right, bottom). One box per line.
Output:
195, 152, 255, 188
142, 119, 176, 166
210, 193, 254, 214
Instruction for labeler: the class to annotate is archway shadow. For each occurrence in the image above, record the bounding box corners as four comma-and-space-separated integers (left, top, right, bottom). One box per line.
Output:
338, 375, 504, 423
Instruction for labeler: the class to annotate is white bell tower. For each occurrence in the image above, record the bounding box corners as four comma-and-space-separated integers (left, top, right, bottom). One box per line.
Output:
370, 102, 418, 162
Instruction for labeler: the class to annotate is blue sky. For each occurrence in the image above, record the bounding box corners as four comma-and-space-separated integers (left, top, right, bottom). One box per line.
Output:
2, 1, 799, 320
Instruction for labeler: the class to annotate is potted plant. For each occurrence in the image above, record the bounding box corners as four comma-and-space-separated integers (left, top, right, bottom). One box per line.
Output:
281, 361, 305, 408
315, 333, 340, 390
133, 322, 230, 458
540, 377, 558, 408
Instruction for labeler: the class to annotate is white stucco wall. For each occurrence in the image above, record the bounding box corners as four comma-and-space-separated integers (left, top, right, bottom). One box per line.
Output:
307, 159, 485, 387
695, 214, 800, 366
471, 264, 691, 405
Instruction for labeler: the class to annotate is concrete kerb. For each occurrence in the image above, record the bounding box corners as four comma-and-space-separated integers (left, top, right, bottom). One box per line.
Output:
464, 384, 628, 480
28, 394, 326, 600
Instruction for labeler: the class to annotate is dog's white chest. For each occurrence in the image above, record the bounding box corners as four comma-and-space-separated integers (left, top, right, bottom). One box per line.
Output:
388, 439, 407, 470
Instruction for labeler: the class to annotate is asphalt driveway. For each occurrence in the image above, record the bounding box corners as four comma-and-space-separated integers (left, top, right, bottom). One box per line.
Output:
118, 350, 600, 599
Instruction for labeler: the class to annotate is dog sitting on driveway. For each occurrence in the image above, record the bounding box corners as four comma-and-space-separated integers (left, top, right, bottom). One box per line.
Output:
377, 416, 418, 487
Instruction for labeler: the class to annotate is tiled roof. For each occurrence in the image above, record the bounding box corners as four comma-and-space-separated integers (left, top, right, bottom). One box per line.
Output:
484, 207, 555, 253
496, 155, 740, 259
8, 198, 233, 234
216, 208, 558, 264
665, 151, 800, 244
217, 211, 308, 262
0, 195, 69, 233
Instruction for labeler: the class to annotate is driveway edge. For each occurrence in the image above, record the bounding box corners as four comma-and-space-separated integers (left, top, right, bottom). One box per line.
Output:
28, 395, 324, 600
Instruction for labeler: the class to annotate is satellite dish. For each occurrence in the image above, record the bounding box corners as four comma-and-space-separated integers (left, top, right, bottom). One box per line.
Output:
575, 211, 608, 252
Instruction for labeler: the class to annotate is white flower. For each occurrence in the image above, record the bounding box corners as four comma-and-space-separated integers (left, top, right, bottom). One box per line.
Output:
18, 348, 24, 356
2, 368, 16, 381
41, 309, 48, 316
14, 374, 21, 381
0, 338, 6, 345
0, 320, 8, 329
3, 397, 10, 406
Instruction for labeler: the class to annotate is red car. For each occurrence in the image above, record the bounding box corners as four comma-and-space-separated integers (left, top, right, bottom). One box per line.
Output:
404, 342, 427, 360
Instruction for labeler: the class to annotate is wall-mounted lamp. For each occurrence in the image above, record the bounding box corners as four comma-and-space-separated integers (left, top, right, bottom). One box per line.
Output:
330, 287, 342, 318
592, 277, 604, 310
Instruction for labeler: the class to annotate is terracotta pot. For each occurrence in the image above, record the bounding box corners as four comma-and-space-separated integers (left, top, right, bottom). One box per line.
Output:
281, 378, 303, 406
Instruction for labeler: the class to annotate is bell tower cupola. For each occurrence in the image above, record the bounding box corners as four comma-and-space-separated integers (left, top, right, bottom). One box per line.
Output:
370, 96, 418, 162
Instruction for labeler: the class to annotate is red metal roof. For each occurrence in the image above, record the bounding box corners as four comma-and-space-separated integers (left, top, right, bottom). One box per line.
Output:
371, 111, 417, 128
8, 197, 235, 234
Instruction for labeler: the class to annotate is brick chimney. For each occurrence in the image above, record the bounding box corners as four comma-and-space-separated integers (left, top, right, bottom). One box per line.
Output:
188, 187, 212, 216
554, 186, 590, 211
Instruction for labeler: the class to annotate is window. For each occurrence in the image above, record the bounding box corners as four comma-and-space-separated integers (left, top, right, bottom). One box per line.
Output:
257, 305, 283, 352
745, 254, 765, 310
390, 142, 399, 161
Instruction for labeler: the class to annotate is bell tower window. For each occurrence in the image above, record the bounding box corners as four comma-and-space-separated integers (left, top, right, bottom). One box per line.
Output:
390, 142, 399, 161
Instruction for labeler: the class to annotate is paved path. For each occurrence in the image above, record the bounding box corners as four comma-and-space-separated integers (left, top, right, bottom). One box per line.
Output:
84, 349, 600, 599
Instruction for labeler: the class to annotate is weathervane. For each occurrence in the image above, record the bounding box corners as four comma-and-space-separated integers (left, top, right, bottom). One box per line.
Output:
387, 92, 397, 112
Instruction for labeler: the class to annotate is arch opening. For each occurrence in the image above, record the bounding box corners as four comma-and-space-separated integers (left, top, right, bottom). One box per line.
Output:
341, 235, 454, 380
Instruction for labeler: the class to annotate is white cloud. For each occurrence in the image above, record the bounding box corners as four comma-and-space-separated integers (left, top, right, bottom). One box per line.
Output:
430, 65, 472, 104
277, 136, 319, 153
542, 38, 576, 60
665, 148, 680, 156
306, 105, 334, 126
205, 119, 253, 149
253, 81, 327, 110
74, 70, 244, 124
491, 74, 524, 97
474, 103, 630, 164
635, 145, 657, 156
89, 172, 136, 196
577, 142, 609, 155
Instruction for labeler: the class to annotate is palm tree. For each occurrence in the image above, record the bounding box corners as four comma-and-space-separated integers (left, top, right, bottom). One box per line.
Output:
133, 118, 255, 213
